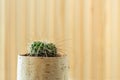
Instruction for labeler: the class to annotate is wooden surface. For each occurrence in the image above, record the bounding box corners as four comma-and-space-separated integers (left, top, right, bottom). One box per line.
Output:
0, 0, 120, 80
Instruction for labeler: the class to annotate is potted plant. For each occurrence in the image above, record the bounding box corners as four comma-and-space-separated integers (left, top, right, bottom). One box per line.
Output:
17, 41, 69, 80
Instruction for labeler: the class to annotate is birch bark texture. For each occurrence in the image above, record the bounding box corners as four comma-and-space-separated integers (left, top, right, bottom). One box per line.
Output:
17, 55, 69, 80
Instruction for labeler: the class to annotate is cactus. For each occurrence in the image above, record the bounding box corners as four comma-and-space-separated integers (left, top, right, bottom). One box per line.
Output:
28, 41, 58, 57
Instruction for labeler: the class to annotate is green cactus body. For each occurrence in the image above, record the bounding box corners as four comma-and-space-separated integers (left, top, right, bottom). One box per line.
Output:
28, 41, 58, 57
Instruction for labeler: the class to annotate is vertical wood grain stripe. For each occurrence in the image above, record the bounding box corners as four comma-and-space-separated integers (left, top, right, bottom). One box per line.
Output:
83, 0, 93, 79
74, 0, 84, 79
111, 0, 119, 79
9, 0, 16, 79
64, 0, 75, 79
54, 0, 65, 56
4, 0, 10, 79
104, 0, 112, 79
38, 0, 46, 40
46, 0, 55, 41
0, 0, 5, 80
16, 0, 27, 54
36, 0, 45, 40
54, 0, 64, 41
27, 0, 36, 41
92, 0, 104, 80
118, 0, 120, 79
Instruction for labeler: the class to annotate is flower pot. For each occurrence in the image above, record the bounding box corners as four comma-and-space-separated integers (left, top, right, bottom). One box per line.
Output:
17, 54, 69, 80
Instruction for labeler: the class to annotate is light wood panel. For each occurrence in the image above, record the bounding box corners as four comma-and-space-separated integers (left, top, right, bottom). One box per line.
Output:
0, 0, 120, 80
0, 0, 5, 80
64, 0, 75, 79
16, 0, 27, 54
92, 0, 104, 80
111, 0, 120, 80
83, 0, 93, 79
4, 0, 10, 80
9, 0, 16, 80
36, 0, 46, 40
104, 0, 112, 80
74, 0, 84, 79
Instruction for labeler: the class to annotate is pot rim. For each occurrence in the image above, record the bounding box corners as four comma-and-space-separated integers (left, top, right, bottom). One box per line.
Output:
18, 53, 67, 58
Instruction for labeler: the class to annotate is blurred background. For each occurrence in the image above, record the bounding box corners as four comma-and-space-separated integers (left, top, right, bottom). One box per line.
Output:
0, 0, 120, 80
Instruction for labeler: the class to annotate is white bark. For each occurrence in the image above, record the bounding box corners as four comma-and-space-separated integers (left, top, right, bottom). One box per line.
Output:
17, 55, 69, 80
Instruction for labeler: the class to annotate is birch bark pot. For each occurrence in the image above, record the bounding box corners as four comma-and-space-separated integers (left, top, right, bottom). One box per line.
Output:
17, 54, 69, 80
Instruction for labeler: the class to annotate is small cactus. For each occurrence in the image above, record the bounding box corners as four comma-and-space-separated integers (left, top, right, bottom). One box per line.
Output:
28, 41, 58, 57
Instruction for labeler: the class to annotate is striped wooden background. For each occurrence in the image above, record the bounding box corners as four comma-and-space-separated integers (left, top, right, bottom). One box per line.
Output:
0, 0, 120, 80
